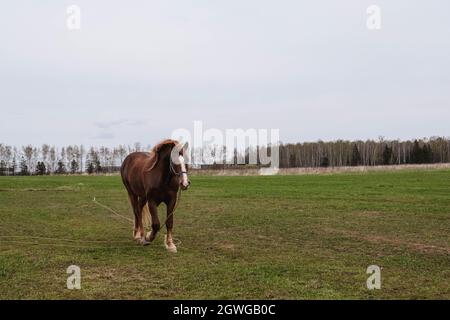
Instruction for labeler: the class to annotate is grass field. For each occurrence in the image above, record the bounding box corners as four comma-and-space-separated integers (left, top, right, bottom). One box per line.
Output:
1, 169, 449, 299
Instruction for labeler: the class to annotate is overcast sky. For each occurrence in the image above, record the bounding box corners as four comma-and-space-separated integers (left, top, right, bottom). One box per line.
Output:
1, 0, 449, 147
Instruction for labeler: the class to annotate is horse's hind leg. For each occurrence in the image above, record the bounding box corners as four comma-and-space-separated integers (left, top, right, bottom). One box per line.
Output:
145, 200, 160, 243
135, 197, 149, 245
127, 192, 141, 240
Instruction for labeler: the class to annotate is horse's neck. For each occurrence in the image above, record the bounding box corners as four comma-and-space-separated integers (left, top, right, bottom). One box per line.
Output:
154, 151, 171, 182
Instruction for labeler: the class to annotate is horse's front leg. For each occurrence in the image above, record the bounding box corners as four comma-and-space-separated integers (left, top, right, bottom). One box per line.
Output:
145, 200, 160, 243
164, 197, 177, 253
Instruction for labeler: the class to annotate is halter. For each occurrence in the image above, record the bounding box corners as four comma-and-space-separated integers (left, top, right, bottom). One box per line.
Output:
169, 154, 187, 177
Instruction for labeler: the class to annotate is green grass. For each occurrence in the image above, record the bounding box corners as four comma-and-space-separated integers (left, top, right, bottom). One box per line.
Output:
0, 169, 449, 299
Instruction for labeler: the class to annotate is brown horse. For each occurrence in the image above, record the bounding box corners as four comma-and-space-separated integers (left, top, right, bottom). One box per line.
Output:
120, 139, 190, 252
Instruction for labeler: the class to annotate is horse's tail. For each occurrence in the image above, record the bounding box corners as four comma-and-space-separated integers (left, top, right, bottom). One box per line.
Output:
142, 203, 151, 228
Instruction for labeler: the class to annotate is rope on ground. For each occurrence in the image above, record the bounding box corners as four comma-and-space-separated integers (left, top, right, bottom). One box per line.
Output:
93, 197, 134, 223
0, 239, 143, 249
0, 235, 129, 243
0, 194, 183, 249
93, 193, 183, 246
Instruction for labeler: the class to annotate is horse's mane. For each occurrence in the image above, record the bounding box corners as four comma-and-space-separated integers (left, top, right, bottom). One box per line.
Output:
150, 139, 179, 153
147, 139, 179, 171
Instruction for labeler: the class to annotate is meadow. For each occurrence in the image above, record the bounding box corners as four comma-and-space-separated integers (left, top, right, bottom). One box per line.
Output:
0, 169, 449, 299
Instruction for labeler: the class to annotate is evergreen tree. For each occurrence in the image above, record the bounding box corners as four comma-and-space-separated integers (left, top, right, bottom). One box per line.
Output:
422, 144, 433, 163
56, 160, 66, 174
94, 159, 102, 173
86, 161, 94, 174
19, 158, 29, 175
70, 159, 79, 174
320, 156, 329, 167
411, 140, 422, 164
382, 145, 393, 165
351, 144, 361, 166
35, 161, 46, 175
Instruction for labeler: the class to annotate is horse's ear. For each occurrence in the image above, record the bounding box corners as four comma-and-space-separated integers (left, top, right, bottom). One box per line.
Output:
182, 142, 189, 151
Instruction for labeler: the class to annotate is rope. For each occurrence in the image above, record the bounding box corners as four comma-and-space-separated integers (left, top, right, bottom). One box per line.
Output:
0, 190, 184, 249
92, 189, 181, 232
0, 239, 142, 249
159, 187, 182, 231
93, 197, 134, 223
0, 235, 129, 243
93, 193, 182, 245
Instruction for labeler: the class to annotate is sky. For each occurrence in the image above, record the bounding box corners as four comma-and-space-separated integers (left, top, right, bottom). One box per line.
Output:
1, 0, 449, 147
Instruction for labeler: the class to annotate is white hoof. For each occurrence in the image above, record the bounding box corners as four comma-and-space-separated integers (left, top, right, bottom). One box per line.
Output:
165, 243, 177, 253
133, 230, 141, 240
164, 235, 177, 253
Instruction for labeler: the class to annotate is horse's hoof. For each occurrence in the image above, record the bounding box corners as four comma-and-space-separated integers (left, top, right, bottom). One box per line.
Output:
165, 242, 177, 253
140, 238, 150, 246
164, 235, 177, 253
145, 231, 157, 242
133, 230, 142, 240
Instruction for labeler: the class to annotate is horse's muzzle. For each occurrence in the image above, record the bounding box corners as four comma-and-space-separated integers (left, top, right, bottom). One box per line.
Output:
181, 180, 191, 190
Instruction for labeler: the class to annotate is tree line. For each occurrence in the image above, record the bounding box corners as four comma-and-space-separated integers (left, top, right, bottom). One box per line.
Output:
0, 143, 145, 176
278, 137, 450, 168
1, 137, 449, 175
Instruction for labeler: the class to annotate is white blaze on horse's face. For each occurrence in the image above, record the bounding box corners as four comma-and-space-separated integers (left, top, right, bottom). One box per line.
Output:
178, 155, 189, 189
171, 142, 190, 190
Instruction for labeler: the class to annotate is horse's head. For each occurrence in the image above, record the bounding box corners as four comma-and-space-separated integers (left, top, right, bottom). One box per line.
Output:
150, 139, 191, 190
169, 141, 191, 190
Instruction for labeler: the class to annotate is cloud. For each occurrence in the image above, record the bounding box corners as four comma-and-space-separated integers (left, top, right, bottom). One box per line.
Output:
128, 119, 147, 126
92, 132, 115, 140
94, 119, 147, 129
94, 119, 128, 129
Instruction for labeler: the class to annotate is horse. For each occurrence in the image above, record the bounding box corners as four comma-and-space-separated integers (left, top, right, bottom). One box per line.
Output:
120, 139, 190, 252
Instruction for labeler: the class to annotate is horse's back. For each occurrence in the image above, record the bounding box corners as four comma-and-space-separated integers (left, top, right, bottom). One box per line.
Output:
121, 152, 153, 195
